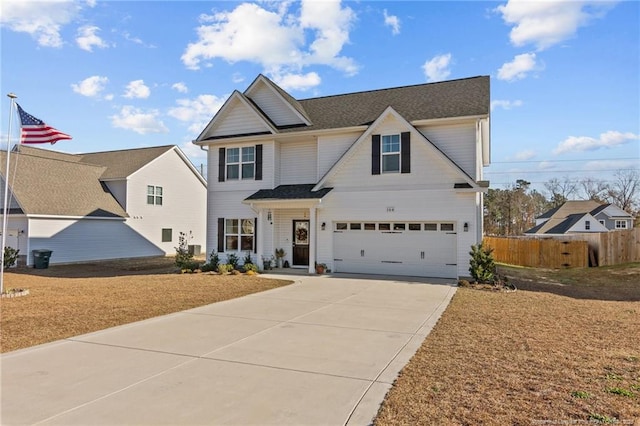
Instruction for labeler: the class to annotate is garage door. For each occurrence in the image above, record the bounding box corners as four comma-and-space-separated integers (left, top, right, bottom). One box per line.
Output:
333, 221, 457, 278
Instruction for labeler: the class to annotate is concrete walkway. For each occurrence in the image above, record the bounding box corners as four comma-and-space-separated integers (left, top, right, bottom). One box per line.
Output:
1, 274, 456, 426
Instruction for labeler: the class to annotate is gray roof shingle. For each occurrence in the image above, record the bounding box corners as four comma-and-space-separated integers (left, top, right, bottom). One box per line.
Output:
245, 184, 333, 201
78, 145, 175, 179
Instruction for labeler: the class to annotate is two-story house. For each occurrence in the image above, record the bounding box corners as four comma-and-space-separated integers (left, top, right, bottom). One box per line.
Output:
195, 75, 490, 279
1, 144, 206, 266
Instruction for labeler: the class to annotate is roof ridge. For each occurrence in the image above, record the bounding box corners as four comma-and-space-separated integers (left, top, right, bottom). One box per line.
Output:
13, 150, 106, 169
80, 144, 175, 156
298, 75, 489, 102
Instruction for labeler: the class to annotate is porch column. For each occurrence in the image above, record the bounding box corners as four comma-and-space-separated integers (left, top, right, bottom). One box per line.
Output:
257, 209, 264, 269
308, 206, 316, 274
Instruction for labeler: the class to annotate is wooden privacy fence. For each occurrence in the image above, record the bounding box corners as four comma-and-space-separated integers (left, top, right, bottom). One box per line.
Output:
484, 236, 588, 268
484, 228, 640, 269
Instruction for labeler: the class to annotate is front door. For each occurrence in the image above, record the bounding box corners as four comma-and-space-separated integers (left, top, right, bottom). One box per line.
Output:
292, 220, 310, 266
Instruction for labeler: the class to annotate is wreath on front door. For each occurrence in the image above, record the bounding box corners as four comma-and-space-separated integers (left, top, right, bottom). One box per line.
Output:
296, 227, 308, 242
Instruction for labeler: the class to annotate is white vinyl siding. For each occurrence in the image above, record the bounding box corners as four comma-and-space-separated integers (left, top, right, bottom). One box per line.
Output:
418, 122, 476, 178
27, 218, 164, 265
103, 180, 127, 209
209, 98, 271, 138
248, 83, 305, 126
317, 133, 359, 180
279, 140, 317, 184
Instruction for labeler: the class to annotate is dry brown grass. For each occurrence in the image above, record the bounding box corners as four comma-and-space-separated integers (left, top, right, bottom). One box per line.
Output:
376, 263, 640, 426
0, 257, 292, 353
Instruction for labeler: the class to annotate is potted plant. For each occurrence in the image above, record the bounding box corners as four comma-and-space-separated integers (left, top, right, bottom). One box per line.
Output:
275, 248, 286, 268
315, 262, 327, 274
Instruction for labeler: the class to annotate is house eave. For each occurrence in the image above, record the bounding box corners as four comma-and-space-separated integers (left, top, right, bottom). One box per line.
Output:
193, 125, 369, 146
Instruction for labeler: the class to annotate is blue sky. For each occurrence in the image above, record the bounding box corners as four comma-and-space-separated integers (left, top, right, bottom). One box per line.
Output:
1, 0, 638, 195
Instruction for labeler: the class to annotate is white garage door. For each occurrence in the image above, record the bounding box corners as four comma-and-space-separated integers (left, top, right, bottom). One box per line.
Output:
333, 221, 457, 278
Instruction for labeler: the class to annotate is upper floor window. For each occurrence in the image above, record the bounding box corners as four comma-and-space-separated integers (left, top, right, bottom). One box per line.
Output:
227, 147, 255, 180
381, 135, 400, 173
219, 145, 262, 182
147, 185, 163, 205
585, 220, 591, 230
615, 220, 628, 229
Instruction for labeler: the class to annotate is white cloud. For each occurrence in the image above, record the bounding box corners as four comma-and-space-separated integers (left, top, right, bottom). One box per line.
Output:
497, 52, 538, 81
181, 0, 357, 77
172, 82, 188, 93
273, 72, 321, 91
0, 0, 80, 47
491, 99, 524, 110
514, 149, 536, 161
110, 106, 169, 134
538, 160, 556, 170
123, 80, 151, 99
168, 94, 227, 135
422, 53, 452, 82
71, 75, 109, 98
76, 25, 108, 51
232, 73, 245, 83
383, 9, 400, 35
496, 0, 615, 51
554, 131, 640, 154
583, 159, 640, 171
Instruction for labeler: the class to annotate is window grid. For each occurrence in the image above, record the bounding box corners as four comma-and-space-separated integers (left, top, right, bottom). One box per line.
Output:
381, 134, 400, 173
615, 220, 627, 229
147, 185, 163, 205
225, 218, 255, 251
226, 147, 255, 180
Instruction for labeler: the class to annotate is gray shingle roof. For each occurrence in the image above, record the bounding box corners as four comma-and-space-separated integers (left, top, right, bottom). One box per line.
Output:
78, 145, 175, 179
0, 150, 127, 218
245, 184, 333, 201
527, 200, 604, 234
285, 76, 489, 133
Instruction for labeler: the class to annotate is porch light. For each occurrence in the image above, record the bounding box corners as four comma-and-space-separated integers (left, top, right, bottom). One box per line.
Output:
463, 222, 469, 232
267, 211, 272, 224
321, 222, 326, 231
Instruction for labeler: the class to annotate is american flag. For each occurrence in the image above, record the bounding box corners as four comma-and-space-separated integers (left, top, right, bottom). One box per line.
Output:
16, 104, 72, 144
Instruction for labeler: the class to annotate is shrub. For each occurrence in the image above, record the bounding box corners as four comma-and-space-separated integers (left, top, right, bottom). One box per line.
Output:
181, 261, 201, 273
174, 231, 194, 269
3, 246, 20, 269
200, 263, 216, 273
242, 252, 253, 266
217, 264, 231, 274
231, 269, 241, 275
469, 242, 496, 283
226, 253, 239, 270
200, 251, 220, 273
243, 263, 259, 273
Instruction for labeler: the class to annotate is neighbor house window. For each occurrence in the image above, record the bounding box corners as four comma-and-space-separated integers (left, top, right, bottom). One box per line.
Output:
161, 228, 172, 242
585, 220, 591, 230
225, 219, 255, 251
615, 220, 628, 229
599, 220, 605, 226
381, 134, 400, 173
226, 147, 255, 180
147, 186, 163, 205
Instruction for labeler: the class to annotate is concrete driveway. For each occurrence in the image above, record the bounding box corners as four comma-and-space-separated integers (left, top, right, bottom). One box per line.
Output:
1, 273, 456, 426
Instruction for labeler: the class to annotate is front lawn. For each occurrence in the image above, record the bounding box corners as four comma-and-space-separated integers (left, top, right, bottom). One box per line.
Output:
375, 263, 640, 425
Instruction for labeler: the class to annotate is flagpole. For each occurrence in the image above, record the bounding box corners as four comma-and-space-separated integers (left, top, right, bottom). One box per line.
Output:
1, 93, 17, 294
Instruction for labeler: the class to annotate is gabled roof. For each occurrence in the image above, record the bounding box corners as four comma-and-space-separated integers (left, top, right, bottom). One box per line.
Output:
313, 106, 480, 191
196, 75, 490, 141
0, 150, 127, 218
534, 200, 602, 221
245, 75, 312, 125
527, 200, 610, 234
78, 145, 175, 179
544, 213, 587, 234
245, 184, 333, 201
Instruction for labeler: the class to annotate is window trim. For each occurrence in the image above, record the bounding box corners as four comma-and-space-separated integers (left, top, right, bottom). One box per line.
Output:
381, 134, 401, 174
226, 146, 255, 180
224, 218, 255, 251
585, 220, 591, 230
147, 185, 163, 206
615, 220, 628, 229
161, 228, 172, 242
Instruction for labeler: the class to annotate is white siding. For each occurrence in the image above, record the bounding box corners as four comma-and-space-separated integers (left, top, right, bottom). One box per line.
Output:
206, 190, 259, 258
210, 98, 271, 138
317, 132, 360, 181
5, 217, 28, 265
27, 218, 164, 265
418, 122, 477, 178
249, 84, 305, 126
126, 149, 207, 255
279, 140, 317, 184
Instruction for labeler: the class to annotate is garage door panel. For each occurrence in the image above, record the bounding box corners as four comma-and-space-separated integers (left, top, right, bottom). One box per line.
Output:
333, 223, 457, 278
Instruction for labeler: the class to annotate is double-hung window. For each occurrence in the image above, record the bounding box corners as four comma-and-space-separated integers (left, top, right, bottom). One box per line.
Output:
381, 134, 400, 173
226, 147, 255, 180
147, 185, 163, 205
225, 218, 254, 251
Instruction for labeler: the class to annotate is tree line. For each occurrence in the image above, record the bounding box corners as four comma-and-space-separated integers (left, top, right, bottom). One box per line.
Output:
484, 170, 639, 236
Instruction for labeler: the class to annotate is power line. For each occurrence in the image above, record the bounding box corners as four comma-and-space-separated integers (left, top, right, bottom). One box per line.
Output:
485, 168, 638, 175
491, 157, 636, 164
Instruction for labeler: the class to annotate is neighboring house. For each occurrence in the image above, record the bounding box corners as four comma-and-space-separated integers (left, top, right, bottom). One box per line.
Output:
525, 200, 633, 235
194, 74, 490, 279
0, 145, 206, 266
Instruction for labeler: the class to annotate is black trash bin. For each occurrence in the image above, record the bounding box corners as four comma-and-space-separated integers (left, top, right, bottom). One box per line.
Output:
32, 250, 53, 269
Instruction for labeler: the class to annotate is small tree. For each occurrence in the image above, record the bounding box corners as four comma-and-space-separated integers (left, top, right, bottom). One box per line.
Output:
174, 231, 194, 269
469, 242, 496, 283
3, 247, 20, 269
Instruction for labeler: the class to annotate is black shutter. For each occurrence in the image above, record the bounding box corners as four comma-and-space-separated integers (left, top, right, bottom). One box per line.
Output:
372, 134, 381, 175
218, 148, 226, 182
401, 132, 411, 174
255, 145, 263, 181
254, 217, 258, 254
217, 217, 224, 252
